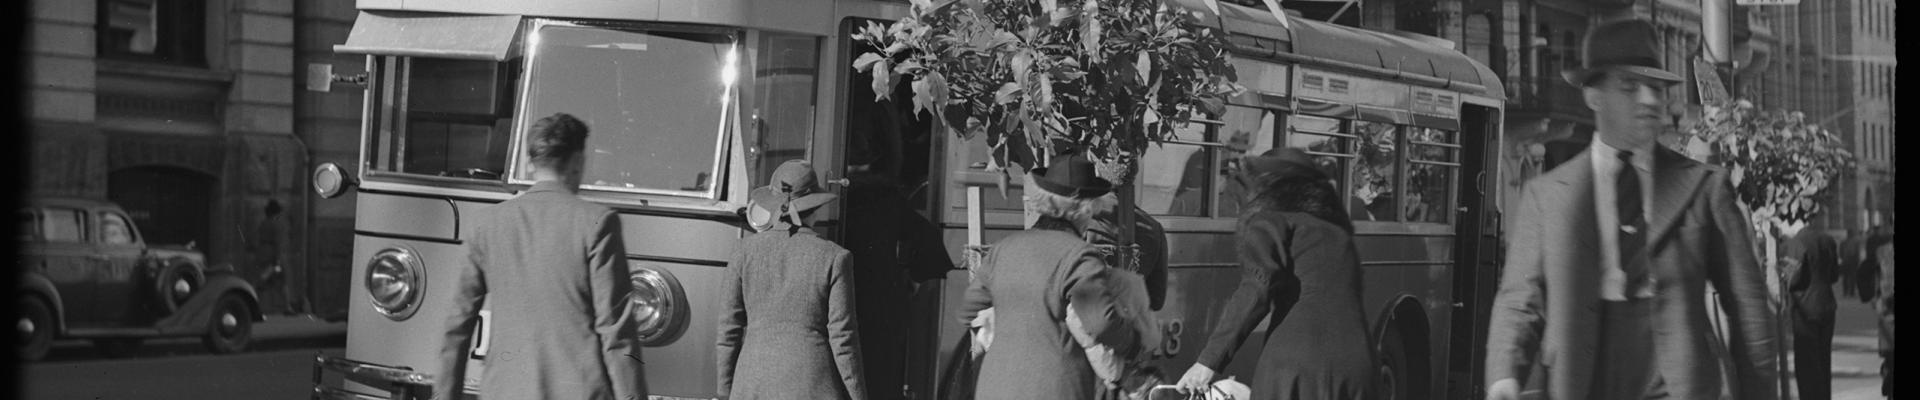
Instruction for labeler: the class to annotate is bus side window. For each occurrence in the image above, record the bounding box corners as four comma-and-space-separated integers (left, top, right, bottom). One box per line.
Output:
1135, 120, 1214, 217
370, 56, 517, 180
1285, 115, 1356, 215
751, 33, 821, 190
1404, 127, 1458, 224
1215, 104, 1279, 218
1351, 121, 1400, 222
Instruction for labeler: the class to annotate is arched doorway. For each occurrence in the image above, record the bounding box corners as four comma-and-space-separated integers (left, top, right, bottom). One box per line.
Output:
108, 166, 215, 253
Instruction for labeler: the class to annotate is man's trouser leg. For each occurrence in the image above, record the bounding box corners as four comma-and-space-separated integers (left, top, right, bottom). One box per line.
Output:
1794, 315, 1834, 400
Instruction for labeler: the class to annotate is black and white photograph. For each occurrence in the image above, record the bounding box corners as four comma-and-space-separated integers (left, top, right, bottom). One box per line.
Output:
10, 0, 1894, 399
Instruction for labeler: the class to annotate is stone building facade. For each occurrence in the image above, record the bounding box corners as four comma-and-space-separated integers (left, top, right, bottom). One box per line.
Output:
23, 0, 362, 315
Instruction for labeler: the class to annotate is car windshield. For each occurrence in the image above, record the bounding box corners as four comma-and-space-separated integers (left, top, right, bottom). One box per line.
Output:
511, 23, 738, 198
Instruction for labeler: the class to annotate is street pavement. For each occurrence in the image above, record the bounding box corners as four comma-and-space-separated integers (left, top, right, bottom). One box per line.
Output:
18, 314, 347, 400
13, 304, 1890, 399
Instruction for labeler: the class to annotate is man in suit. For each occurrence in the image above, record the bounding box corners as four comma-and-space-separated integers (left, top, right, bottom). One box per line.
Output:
1485, 19, 1779, 400
1779, 220, 1841, 400
435, 113, 645, 400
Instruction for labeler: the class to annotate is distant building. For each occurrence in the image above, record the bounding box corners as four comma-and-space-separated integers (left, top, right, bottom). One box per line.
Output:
1752, 0, 1895, 232
24, 0, 363, 315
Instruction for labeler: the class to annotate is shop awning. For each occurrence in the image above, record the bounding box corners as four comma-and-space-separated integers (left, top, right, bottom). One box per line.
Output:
335, 11, 523, 61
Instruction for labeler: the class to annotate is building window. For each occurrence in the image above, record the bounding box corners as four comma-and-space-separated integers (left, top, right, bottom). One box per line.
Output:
97, 0, 207, 66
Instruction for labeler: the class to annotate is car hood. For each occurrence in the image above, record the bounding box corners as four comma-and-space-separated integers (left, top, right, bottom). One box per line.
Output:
148, 246, 206, 264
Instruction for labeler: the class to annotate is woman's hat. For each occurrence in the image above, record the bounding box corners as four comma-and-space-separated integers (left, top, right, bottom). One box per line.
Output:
1561, 18, 1685, 87
747, 160, 838, 228
1238, 147, 1324, 181
1029, 153, 1113, 199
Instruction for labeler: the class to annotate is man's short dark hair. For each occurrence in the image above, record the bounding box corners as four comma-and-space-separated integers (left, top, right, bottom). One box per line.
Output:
527, 113, 590, 168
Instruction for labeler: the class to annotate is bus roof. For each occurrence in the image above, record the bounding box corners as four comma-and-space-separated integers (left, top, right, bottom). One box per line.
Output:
1171, 0, 1505, 99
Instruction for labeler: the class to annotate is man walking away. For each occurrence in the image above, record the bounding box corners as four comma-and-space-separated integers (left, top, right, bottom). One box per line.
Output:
434, 113, 645, 400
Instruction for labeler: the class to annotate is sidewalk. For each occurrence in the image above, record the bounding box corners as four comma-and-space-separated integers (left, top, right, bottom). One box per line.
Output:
1827, 330, 1882, 378
253, 313, 349, 344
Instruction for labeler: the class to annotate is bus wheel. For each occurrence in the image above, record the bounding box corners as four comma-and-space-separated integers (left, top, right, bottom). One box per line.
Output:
18, 297, 55, 362
1377, 323, 1414, 400
202, 294, 254, 354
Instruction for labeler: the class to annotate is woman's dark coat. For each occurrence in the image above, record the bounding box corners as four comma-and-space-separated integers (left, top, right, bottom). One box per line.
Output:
717, 224, 867, 400
1195, 208, 1377, 400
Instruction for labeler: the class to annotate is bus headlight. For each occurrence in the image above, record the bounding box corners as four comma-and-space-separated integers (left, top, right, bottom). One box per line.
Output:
366, 248, 425, 321
629, 266, 687, 346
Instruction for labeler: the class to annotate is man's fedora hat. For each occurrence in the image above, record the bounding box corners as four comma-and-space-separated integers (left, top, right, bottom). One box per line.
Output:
1561, 18, 1684, 87
746, 159, 838, 229
1030, 153, 1114, 199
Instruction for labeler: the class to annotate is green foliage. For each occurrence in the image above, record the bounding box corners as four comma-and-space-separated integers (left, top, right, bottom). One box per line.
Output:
1685, 99, 1856, 229
852, 0, 1245, 183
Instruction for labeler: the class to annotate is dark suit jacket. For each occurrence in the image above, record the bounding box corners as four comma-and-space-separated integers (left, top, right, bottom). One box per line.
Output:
1486, 148, 1779, 400
436, 181, 644, 400
717, 224, 867, 400
1782, 231, 1840, 324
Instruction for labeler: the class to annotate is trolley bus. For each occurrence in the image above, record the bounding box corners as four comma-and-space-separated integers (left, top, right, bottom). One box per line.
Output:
307, 1, 1506, 399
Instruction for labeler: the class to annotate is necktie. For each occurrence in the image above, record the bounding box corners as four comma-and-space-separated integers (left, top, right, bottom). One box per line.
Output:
1616, 150, 1648, 297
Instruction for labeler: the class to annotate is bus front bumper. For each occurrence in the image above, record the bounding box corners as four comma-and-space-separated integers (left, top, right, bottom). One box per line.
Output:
310, 353, 435, 400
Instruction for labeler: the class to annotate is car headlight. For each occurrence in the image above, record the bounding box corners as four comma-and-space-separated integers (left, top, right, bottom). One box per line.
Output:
629, 266, 686, 346
366, 248, 425, 321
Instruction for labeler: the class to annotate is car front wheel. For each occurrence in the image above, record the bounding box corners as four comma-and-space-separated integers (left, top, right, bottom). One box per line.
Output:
18, 297, 55, 362
201, 294, 254, 354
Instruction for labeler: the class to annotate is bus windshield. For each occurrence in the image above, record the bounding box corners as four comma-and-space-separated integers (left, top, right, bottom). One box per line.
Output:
512, 23, 739, 197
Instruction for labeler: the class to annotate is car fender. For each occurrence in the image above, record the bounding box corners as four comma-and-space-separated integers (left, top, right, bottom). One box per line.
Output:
17, 273, 67, 334
200, 273, 263, 321
152, 273, 262, 334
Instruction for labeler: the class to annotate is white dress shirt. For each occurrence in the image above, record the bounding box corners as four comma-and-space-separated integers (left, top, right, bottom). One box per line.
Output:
1591, 139, 1656, 300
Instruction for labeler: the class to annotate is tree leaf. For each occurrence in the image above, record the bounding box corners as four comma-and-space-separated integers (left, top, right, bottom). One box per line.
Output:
895, 59, 925, 75
853, 53, 885, 72
995, 82, 1023, 104
1082, 5, 1103, 62
1012, 51, 1034, 86
871, 60, 894, 101
1135, 52, 1152, 84
912, 77, 934, 116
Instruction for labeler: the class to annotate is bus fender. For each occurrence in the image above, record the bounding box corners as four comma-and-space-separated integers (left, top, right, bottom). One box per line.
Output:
1373, 296, 1433, 399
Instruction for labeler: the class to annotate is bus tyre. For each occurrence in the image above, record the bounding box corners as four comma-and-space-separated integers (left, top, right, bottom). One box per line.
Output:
93, 338, 144, 358
18, 297, 55, 362
202, 294, 254, 354
1378, 324, 1414, 400
154, 262, 205, 314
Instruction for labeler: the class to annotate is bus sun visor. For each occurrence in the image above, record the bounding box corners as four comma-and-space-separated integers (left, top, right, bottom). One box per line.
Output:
335, 11, 523, 61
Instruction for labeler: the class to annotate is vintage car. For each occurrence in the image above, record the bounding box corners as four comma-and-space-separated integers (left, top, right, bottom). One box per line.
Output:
16, 197, 262, 361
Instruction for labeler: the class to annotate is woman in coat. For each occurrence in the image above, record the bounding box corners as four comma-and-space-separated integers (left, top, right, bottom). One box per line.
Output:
717, 160, 867, 400
958, 154, 1154, 400
1176, 147, 1376, 400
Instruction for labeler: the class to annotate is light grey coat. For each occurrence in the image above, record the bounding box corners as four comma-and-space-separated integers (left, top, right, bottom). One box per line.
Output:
1486, 148, 1779, 400
716, 224, 867, 400
436, 181, 645, 400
